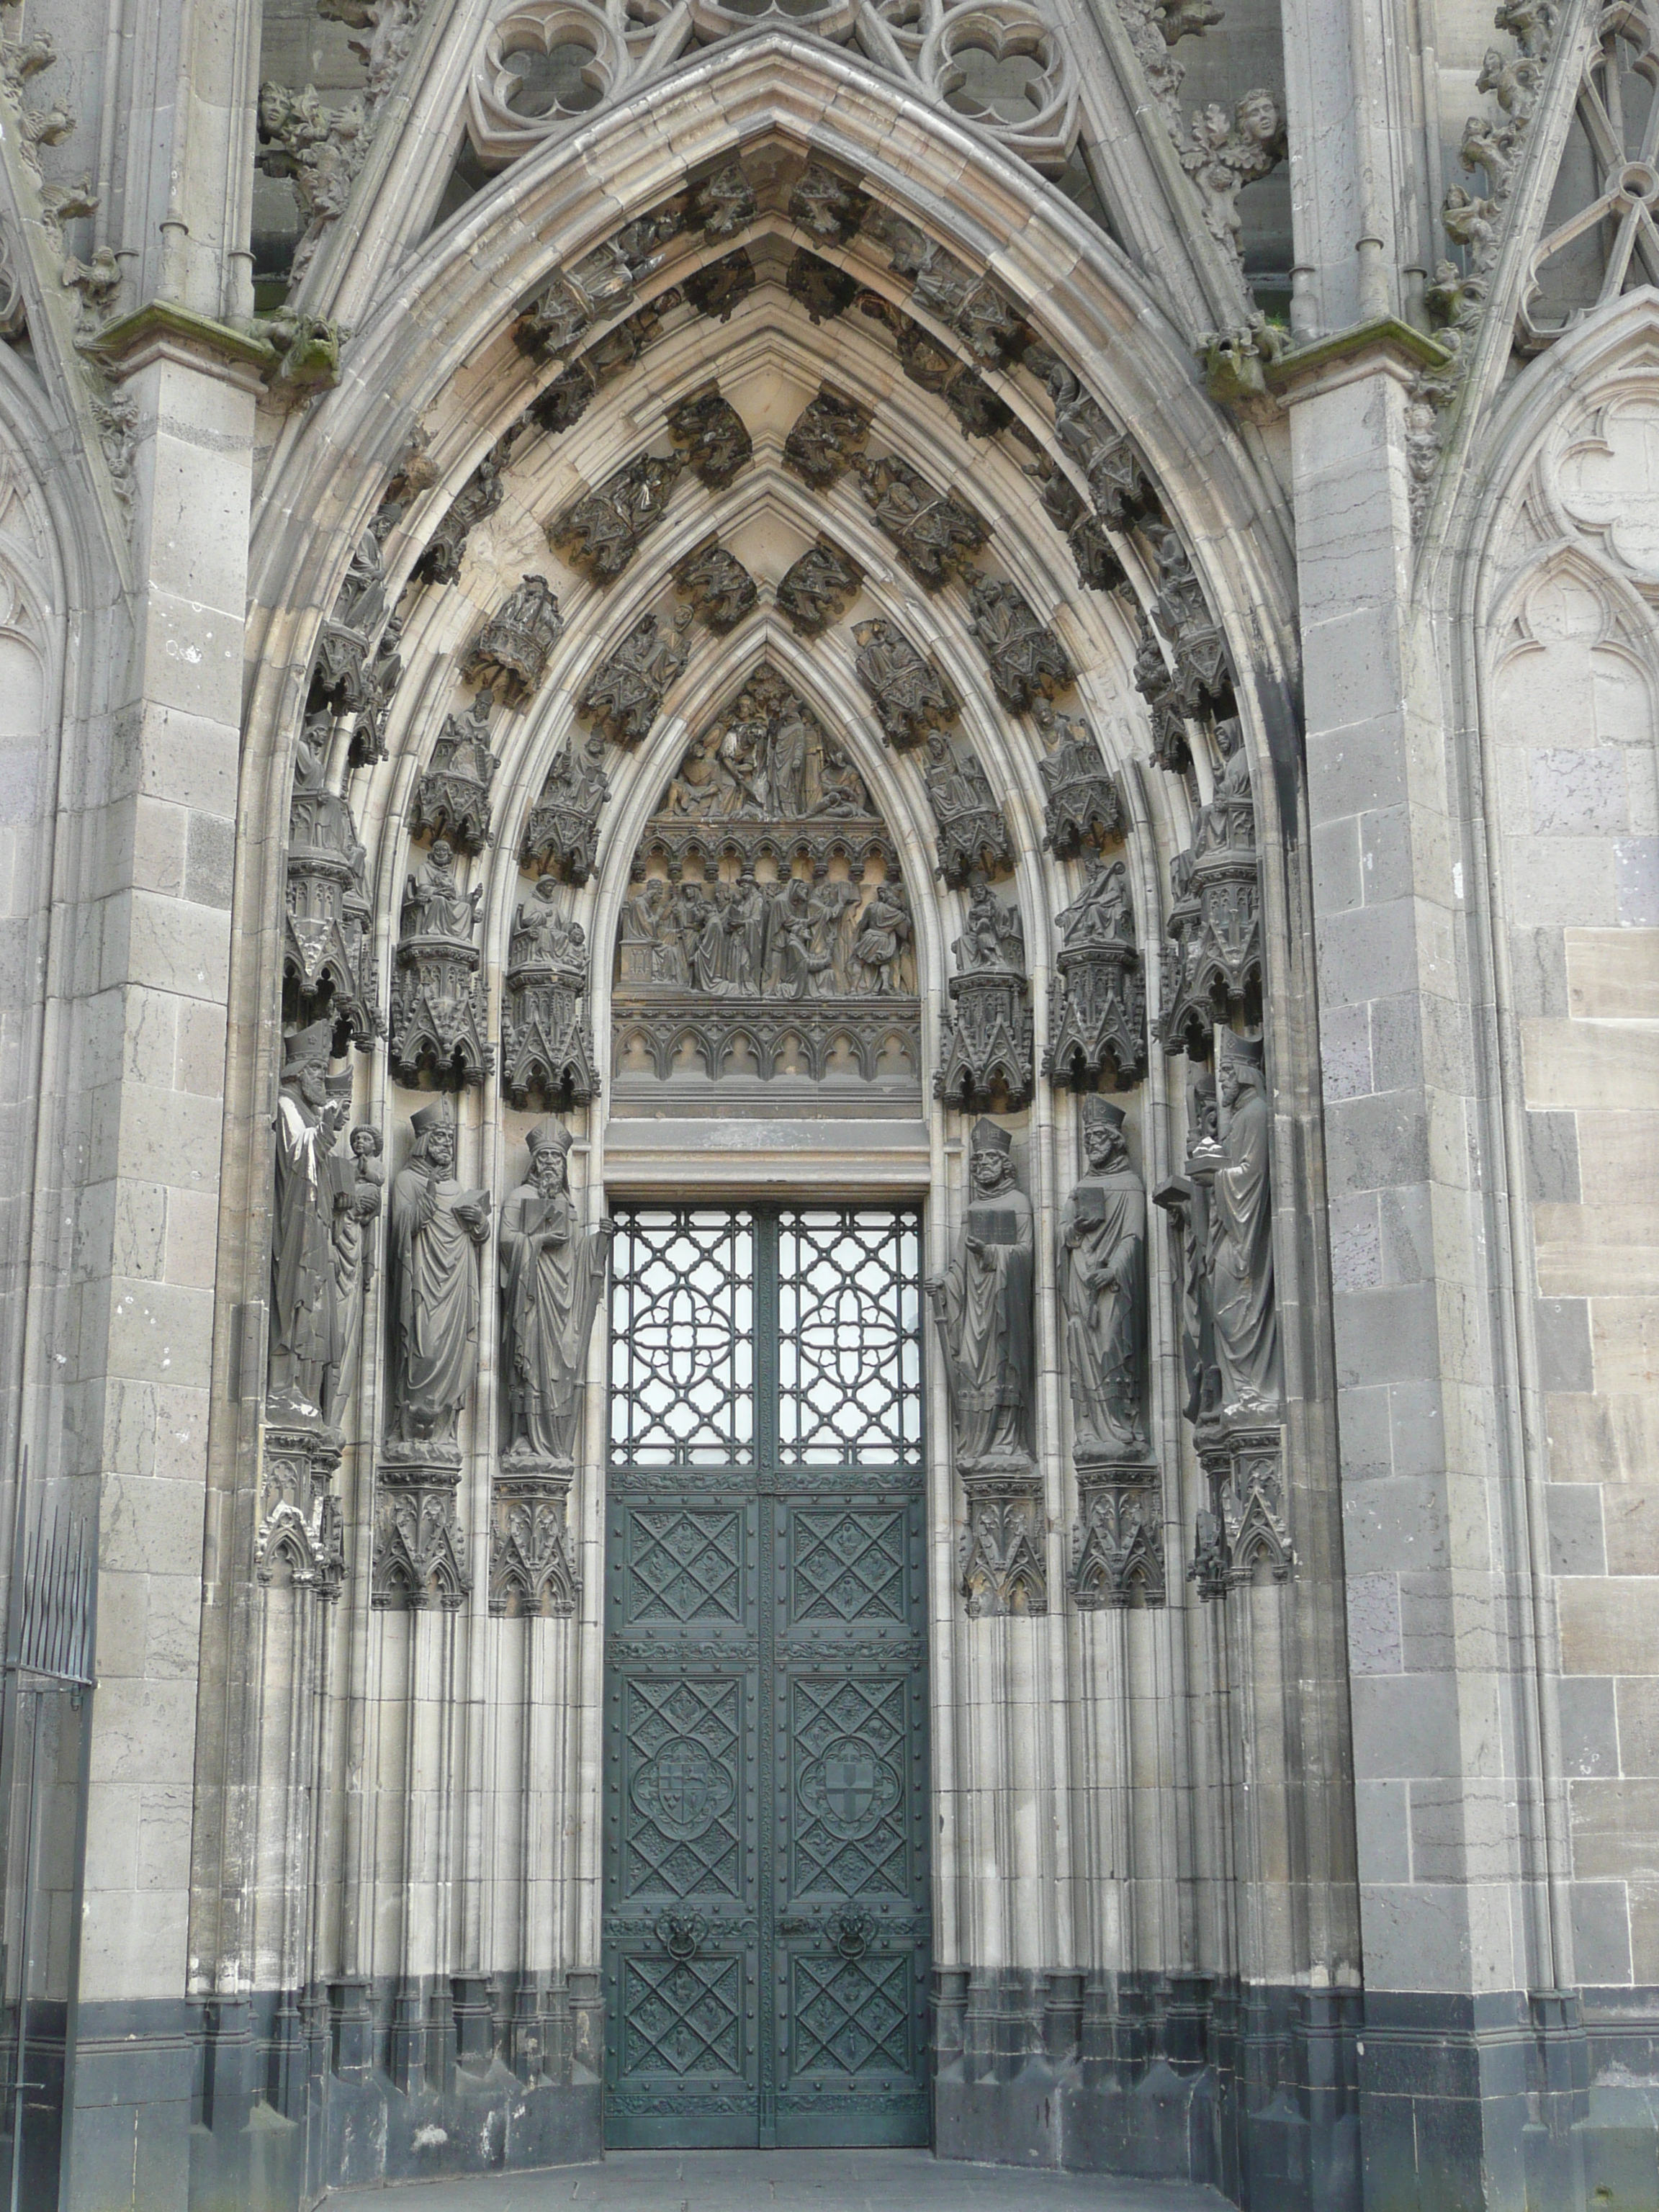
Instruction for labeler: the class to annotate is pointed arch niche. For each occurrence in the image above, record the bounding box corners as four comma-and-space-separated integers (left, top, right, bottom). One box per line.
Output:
197, 49, 1354, 2212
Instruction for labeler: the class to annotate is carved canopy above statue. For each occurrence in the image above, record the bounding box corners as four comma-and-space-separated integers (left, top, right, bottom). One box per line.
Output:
611, 667, 922, 1105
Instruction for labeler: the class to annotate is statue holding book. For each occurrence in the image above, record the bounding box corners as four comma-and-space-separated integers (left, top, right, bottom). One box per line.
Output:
1059, 1096, 1148, 1463
387, 1100, 491, 1450
499, 1121, 615, 1469
925, 1118, 1034, 1471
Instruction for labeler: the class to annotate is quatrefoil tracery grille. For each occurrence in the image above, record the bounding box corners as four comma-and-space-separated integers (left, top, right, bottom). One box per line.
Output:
779, 1208, 923, 1466
611, 1209, 755, 1465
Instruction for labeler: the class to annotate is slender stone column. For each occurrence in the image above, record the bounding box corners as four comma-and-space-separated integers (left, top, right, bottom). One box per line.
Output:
1282, 325, 1557, 2206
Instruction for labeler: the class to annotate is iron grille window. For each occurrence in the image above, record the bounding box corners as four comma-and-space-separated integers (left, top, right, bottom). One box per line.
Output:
608, 1206, 924, 1469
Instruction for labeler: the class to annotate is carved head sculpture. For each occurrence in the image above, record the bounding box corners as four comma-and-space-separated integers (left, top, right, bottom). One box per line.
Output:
1235, 88, 1282, 150
351, 1123, 383, 1161
282, 1019, 335, 1112
410, 1097, 457, 1173
1081, 1094, 1128, 1171
1217, 1032, 1264, 1110
526, 1118, 573, 1195
429, 837, 456, 878
968, 1116, 1015, 1195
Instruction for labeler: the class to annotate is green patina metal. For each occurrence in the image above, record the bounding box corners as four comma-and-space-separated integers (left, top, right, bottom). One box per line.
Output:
603, 1205, 931, 2149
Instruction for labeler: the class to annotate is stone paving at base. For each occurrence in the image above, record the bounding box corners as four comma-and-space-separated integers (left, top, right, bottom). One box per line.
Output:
331, 2148, 1227, 2211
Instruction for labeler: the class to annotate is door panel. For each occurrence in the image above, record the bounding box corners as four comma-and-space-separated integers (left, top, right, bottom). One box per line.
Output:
603, 1206, 929, 2149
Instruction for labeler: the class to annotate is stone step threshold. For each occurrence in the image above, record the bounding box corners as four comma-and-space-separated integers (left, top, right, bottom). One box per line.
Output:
329, 2145, 1227, 2210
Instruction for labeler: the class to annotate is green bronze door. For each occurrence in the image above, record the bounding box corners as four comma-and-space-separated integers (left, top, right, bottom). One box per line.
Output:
603, 1205, 930, 2149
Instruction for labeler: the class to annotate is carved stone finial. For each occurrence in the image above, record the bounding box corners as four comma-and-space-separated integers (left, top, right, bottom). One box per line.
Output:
666, 389, 753, 488
674, 542, 757, 634
853, 619, 958, 750
777, 540, 863, 637
388, 840, 492, 1088
500, 881, 598, 1111
580, 608, 692, 740
409, 693, 498, 853
462, 574, 565, 703
549, 450, 685, 582
935, 881, 1033, 1111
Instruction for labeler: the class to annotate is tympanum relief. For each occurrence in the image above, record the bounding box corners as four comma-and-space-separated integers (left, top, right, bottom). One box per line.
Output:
611, 670, 922, 1099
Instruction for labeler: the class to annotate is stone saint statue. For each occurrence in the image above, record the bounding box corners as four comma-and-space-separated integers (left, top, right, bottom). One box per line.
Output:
1191, 1034, 1279, 1420
323, 1118, 384, 1428
925, 1118, 1034, 1470
269, 1020, 346, 1421
387, 1100, 492, 1449
498, 1122, 616, 1468
1155, 1072, 1220, 1428
1059, 1097, 1148, 1462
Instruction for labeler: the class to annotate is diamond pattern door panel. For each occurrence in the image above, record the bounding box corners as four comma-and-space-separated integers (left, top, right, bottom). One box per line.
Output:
604, 1207, 929, 2149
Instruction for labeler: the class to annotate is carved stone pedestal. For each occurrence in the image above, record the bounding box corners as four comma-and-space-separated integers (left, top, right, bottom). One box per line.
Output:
373, 1446, 469, 1610
958, 1460, 1046, 1617
936, 962, 1034, 1110
1188, 1424, 1291, 1600
1068, 1454, 1164, 1609
489, 1452, 580, 1618
1046, 935, 1146, 1089
501, 927, 598, 1110
256, 1420, 346, 1597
